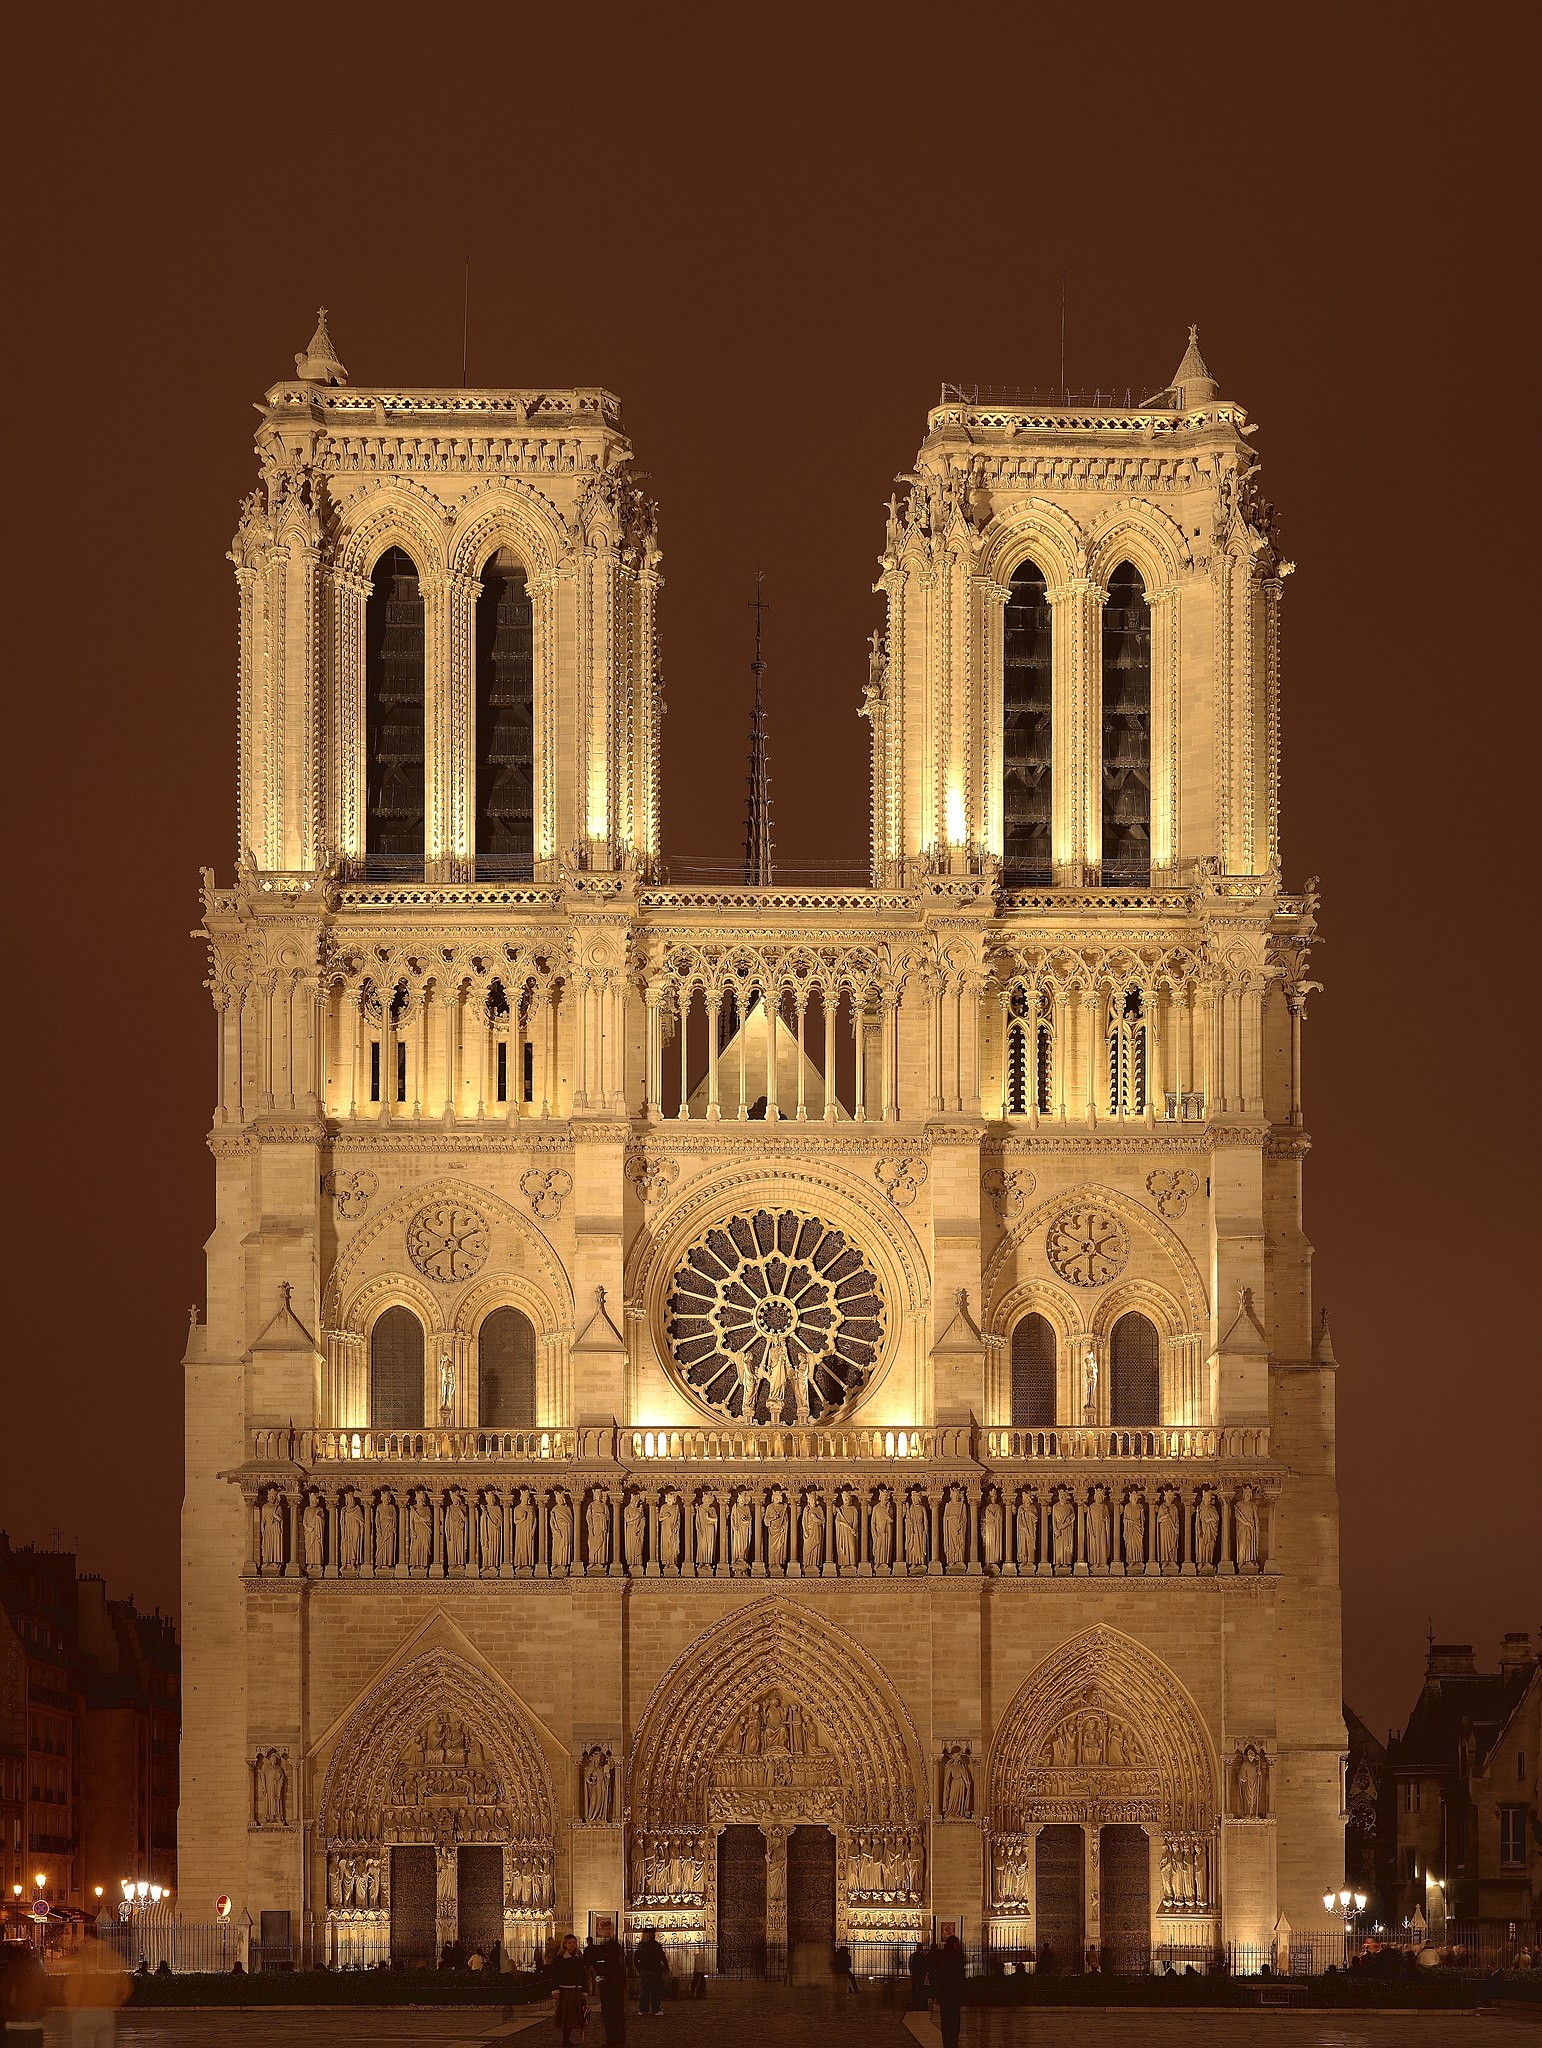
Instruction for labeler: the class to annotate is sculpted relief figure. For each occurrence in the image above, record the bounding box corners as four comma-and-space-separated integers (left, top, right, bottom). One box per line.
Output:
1156, 1488, 1181, 1570
870, 1486, 894, 1568
942, 1485, 968, 1569
549, 1490, 574, 1572
940, 1744, 974, 1819
835, 1489, 860, 1570
407, 1490, 434, 1573
1051, 1487, 1077, 1570
339, 1492, 365, 1571
903, 1488, 929, 1569
694, 1493, 719, 1570
582, 1746, 614, 1824
1195, 1487, 1220, 1571
445, 1489, 470, 1571
254, 1748, 288, 1826
1233, 1484, 1260, 1568
763, 1489, 790, 1572
1015, 1490, 1037, 1570
1122, 1490, 1147, 1570
1086, 1485, 1112, 1571
626, 1491, 649, 1570
799, 1493, 825, 1573
301, 1490, 324, 1571
1235, 1742, 1268, 1817
730, 1491, 754, 1570
658, 1490, 683, 1570
477, 1489, 503, 1573
586, 1490, 612, 1569
260, 1488, 285, 1571
512, 1488, 537, 1571
374, 1489, 398, 1570
981, 1487, 1004, 1569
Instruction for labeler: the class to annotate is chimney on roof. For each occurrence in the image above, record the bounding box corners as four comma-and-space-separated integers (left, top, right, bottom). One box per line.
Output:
1499, 1632, 1535, 1679
1427, 1644, 1476, 1678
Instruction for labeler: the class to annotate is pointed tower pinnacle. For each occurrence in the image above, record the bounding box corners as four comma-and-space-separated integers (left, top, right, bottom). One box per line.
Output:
743, 570, 775, 887
1169, 323, 1218, 405
294, 307, 348, 386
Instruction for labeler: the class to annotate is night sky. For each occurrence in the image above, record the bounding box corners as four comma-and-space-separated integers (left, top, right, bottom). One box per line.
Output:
6, 5, 1533, 1740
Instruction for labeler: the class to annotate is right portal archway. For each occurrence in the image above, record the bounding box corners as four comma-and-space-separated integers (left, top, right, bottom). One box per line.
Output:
988, 1627, 1219, 1957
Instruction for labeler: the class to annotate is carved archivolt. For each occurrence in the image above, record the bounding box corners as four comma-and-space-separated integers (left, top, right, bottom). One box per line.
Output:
629, 1599, 926, 1839
989, 1626, 1217, 1838
317, 1645, 557, 1851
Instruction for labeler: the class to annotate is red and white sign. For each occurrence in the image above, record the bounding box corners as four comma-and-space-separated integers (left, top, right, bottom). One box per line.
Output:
215, 1895, 232, 1920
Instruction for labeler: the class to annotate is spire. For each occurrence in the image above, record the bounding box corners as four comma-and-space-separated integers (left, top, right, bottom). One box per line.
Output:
1169, 323, 1218, 404
294, 307, 348, 386
743, 570, 774, 887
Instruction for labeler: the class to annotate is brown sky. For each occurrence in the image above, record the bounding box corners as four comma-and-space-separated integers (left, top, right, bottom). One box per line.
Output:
4, 4, 1535, 1740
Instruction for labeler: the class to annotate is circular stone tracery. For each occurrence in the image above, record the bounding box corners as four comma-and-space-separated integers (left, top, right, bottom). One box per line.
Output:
1046, 1204, 1130, 1288
665, 1209, 886, 1424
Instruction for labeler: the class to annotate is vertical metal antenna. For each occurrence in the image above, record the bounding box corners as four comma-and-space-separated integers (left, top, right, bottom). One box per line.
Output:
1060, 269, 1067, 400
743, 569, 774, 887
461, 258, 471, 387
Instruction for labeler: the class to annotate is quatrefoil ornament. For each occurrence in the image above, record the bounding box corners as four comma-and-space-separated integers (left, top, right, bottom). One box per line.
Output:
1146, 1169, 1201, 1220
520, 1168, 574, 1222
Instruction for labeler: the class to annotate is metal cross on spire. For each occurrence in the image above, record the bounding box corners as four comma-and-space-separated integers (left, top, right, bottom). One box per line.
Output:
743, 569, 775, 887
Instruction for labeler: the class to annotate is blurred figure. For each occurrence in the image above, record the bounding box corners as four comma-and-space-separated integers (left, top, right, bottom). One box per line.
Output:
634, 1927, 667, 2016
908, 1938, 929, 2009
0, 1942, 50, 2047
551, 1934, 587, 2047
57, 1934, 130, 2047
932, 1933, 966, 2048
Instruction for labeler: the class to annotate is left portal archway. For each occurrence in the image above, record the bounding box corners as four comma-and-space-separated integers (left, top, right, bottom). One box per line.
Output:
316, 1646, 557, 1966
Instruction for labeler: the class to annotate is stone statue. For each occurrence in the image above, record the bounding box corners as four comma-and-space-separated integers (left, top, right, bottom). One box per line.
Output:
549, 1491, 574, 1572
834, 1489, 860, 1570
981, 1487, 1004, 1569
1233, 1484, 1260, 1568
1051, 1487, 1077, 1569
1156, 1488, 1181, 1569
903, 1488, 929, 1569
1015, 1490, 1037, 1569
1236, 1742, 1267, 1817
658, 1490, 682, 1569
799, 1493, 825, 1572
586, 1490, 612, 1569
940, 1744, 973, 1819
870, 1486, 894, 1568
255, 1748, 287, 1825
445, 1490, 470, 1570
477, 1490, 503, 1573
260, 1488, 285, 1570
407, 1490, 434, 1572
583, 1746, 613, 1824
942, 1485, 967, 1568
374, 1489, 398, 1569
1195, 1487, 1220, 1570
512, 1489, 537, 1571
625, 1491, 649, 1570
729, 1492, 753, 1569
1122, 1491, 1146, 1570
363, 1856, 380, 1908
339, 1493, 364, 1571
438, 1351, 456, 1415
1086, 1485, 1112, 1571
302, 1490, 324, 1571
1082, 1342, 1099, 1422
694, 1493, 718, 1569
763, 1489, 790, 1571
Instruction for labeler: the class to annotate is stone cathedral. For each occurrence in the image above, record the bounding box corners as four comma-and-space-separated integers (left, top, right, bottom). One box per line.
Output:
180, 312, 1345, 1968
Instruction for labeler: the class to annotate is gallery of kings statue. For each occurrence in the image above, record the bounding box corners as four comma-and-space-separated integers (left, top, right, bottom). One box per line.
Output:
178, 313, 1345, 1970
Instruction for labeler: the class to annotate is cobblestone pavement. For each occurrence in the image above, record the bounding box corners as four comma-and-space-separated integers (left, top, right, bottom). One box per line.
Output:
41, 1993, 1530, 2047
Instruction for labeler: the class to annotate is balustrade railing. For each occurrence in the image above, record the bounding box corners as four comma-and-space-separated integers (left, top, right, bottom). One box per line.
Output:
983, 1425, 1269, 1462
249, 1426, 581, 1464
622, 1424, 963, 1463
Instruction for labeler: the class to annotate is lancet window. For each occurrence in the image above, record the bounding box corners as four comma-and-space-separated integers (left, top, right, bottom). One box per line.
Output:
1101, 562, 1151, 885
370, 1306, 425, 1430
364, 547, 426, 876
478, 1307, 536, 1429
1108, 1310, 1160, 1427
1003, 561, 1053, 885
1010, 1313, 1057, 1427
1107, 989, 1148, 1117
474, 549, 535, 878
1005, 988, 1053, 1117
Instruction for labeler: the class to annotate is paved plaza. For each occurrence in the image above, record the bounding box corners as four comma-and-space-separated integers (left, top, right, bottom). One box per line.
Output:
39, 1988, 1532, 2048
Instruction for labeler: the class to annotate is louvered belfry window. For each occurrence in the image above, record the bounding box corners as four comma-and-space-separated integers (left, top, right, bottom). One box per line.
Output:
1109, 1310, 1160, 1427
1101, 562, 1152, 885
364, 547, 426, 873
370, 1306, 425, 1430
1011, 1312, 1057, 1427
1003, 561, 1053, 885
475, 549, 535, 876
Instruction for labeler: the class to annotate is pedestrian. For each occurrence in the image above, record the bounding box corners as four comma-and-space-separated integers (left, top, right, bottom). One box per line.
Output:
635, 1927, 668, 2017
0, 1943, 50, 2048
932, 1933, 967, 2048
551, 1933, 588, 2047
908, 1939, 929, 2009
58, 1933, 131, 2048
833, 1940, 858, 1995
593, 1930, 628, 2044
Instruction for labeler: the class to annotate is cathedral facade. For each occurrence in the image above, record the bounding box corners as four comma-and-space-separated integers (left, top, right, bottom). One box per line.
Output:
179, 313, 1344, 1967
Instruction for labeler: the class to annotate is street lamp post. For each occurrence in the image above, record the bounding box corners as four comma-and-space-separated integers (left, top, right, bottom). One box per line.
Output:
1322, 1886, 1368, 1962
118, 1877, 170, 1968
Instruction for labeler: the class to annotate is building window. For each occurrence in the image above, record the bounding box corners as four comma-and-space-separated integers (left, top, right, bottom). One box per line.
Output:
396, 1039, 408, 1104
496, 1040, 508, 1104
364, 545, 426, 876
1499, 1806, 1526, 1869
1399, 1847, 1418, 1882
1101, 562, 1151, 885
1107, 989, 1147, 1116
1010, 1313, 1056, 1428
475, 549, 535, 878
1108, 1311, 1160, 1427
1003, 560, 1053, 885
1403, 1781, 1422, 1814
370, 1307, 425, 1430
1005, 991, 1053, 1116
370, 1041, 381, 1103
478, 1308, 537, 1429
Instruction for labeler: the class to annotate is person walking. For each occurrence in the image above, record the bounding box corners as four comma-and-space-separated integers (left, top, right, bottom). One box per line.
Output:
931, 1934, 967, 2048
551, 1934, 587, 2046
592, 1931, 628, 2044
634, 1927, 667, 2017
907, 1939, 929, 2010
833, 1940, 858, 1995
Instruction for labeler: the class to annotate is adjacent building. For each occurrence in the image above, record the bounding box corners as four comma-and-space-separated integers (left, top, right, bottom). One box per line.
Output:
179, 314, 1345, 1968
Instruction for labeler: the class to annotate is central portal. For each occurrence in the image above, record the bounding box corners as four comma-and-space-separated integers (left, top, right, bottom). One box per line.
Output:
787, 1825, 836, 1956
717, 1824, 768, 1971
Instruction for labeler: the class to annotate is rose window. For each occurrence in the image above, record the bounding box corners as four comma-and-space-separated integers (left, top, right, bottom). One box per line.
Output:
1046, 1204, 1129, 1288
665, 1209, 885, 1424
